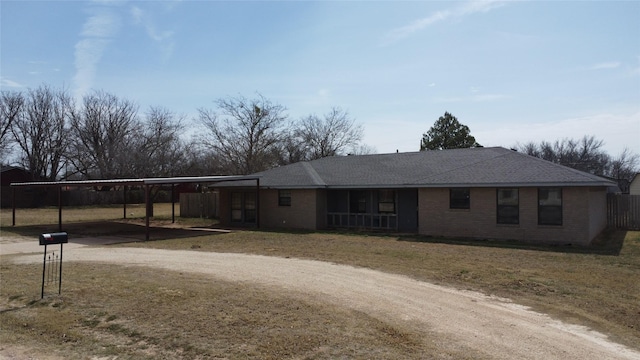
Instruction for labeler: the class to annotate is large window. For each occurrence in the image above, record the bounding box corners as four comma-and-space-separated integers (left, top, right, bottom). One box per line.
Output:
450, 188, 470, 209
244, 192, 257, 223
497, 188, 519, 224
378, 190, 395, 213
538, 188, 562, 225
231, 192, 242, 222
231, 192, 257, 223
278, 190, 291, 206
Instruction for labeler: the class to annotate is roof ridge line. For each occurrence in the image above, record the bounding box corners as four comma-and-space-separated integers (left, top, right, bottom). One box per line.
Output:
302, 161, 326, 186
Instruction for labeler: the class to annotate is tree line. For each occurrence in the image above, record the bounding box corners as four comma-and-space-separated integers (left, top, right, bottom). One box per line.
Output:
2, 84, 637, 191
515, 136, 638, 191
0, 84, 365, 180
419, 112, 638, 191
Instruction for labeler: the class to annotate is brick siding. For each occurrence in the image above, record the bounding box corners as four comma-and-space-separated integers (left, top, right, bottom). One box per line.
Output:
418, 187, 607, 245
259, 189, 319, 229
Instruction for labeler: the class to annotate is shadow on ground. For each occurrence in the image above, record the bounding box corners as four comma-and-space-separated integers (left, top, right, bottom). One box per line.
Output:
2, 220, 227, 244
395, 229, 628, 256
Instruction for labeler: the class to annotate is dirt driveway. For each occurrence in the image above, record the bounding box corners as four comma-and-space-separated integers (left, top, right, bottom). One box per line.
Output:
3, 238, 640, 359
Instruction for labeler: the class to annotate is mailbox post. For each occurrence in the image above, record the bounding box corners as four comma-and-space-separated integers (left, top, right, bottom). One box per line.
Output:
39, 232, 68, 298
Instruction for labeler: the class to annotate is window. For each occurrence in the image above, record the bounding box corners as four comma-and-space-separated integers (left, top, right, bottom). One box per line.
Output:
378, 190, 395, 213
244, 192, 257, 223
231, 191, 257, 223
349, 191, 367, 213
278, 190, 291, 206
497, 188, 519, 224
538, 188, 562, 225
231, 192, 242, 222
450, 188, 470, 209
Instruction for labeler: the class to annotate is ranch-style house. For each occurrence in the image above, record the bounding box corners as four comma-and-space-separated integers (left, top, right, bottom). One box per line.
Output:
216, 147, 616, 245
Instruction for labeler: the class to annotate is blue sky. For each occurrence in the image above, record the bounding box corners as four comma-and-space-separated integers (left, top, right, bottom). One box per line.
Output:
2, 0, 639, 156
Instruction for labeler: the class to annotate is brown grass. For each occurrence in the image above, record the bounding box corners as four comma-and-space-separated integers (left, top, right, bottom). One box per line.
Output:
1, 263, 450, 359
1, 206, 639, 358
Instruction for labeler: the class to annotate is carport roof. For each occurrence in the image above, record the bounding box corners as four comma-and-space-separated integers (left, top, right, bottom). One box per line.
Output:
9, 174, 262, 241
10, 175, 261, 187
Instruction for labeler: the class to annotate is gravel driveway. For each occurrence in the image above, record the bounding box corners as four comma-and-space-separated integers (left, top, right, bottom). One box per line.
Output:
3, 238, 640, 359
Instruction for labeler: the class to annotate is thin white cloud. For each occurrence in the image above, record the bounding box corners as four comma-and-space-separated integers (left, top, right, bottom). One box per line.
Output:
73, 7, 121, 100
130, 5, 175, 60
589, 61, 621, 70
381, 0, 508, 45
0, 78, 25, 88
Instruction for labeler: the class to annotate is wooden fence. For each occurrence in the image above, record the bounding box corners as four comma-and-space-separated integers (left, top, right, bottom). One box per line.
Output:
607, 194, 640, 230
179, 192, 219, 219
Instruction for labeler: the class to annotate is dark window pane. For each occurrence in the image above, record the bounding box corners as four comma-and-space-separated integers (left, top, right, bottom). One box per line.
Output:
231, 192, 242, 210
450, 188, 470, 209
279, 190, 291, 206
378, 190, 395, 213
497, 188, 519, 224
350, 191, 367, 213
538, 188, 562, 225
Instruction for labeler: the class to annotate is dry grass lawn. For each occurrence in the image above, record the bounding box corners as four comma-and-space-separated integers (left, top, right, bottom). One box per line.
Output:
1, 205, 639, 358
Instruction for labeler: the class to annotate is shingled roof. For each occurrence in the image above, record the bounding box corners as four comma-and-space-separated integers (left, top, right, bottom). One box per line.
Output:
225, 147, 616, 189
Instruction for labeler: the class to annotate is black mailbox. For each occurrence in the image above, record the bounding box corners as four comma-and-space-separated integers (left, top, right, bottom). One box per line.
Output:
39, 232, 68, 246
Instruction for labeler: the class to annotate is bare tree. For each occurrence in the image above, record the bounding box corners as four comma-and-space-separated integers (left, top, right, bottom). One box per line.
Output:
181, 141, 227, 176
518, 136, 610, 174
10, 85, 72, 180
609, 148, 639, 192
295, 107, 364, 160
277, 129, 309, 166
516, 135, 639, 191
198, 94, 288, 174
0, 91, 24, 162
68, 91, 140, 179
349, 143, 377, 156
129, 106, 186, 177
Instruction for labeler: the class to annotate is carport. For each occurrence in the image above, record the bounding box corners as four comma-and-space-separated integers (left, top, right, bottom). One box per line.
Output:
10, 175, 261, 241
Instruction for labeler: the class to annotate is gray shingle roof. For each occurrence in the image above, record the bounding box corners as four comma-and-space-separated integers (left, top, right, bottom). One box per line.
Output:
224, 147, 616, 189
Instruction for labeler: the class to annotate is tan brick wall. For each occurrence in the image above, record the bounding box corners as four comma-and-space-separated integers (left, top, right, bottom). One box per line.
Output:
315, 189, 327, 229
418, 187, 605, 245
259, 189, 319, 229
587, 187, 608, 240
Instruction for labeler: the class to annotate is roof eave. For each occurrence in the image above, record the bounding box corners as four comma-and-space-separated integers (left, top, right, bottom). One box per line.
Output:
256, 181, 616, 190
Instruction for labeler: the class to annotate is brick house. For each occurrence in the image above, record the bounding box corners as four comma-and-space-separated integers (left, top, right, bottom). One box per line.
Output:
216, 147, 616, 245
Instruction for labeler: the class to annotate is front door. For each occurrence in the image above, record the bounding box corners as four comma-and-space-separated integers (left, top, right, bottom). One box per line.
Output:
397, 189, 418, 232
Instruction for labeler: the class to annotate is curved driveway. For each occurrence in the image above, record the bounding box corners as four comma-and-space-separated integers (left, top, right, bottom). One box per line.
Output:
8, 245, 640, 360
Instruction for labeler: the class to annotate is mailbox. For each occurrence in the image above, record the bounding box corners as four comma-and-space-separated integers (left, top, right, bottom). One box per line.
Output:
39, 232, 68, 246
